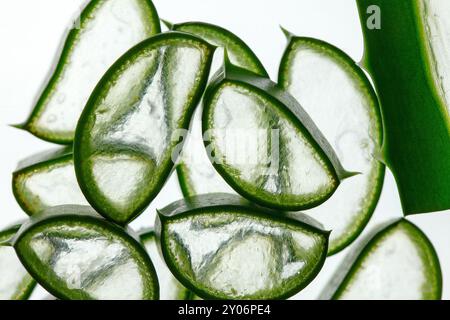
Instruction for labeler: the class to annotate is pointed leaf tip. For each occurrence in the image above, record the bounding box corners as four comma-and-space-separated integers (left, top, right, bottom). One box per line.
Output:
161, 19, 174, 30
9, 123, 26, 130
341, 170, 362, 180
280, 25, 296, 41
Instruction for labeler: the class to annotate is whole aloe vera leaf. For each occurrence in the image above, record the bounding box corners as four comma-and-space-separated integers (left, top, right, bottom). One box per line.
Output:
13, 206, 159, 300
140, 230, 192, 300
279, 36, 385, 255
74, 32, 215, 225
0, 225, 36, 300
13, 148, 88, 216
168, 22, 268, 197
356, 0, 450, 214
16, 0, 161, 144
202, 58, 353, 211
324, 219, 442, 300
156, 193, 329, 300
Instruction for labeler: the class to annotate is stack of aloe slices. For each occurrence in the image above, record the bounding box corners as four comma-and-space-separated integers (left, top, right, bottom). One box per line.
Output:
3, 0, 446, 300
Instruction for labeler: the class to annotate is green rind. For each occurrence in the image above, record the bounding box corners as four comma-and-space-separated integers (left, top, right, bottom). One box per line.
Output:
170, 21, 268, 198
18, 0, 161, 144
9, 275, 37, 301
139, 229, 192, 300
176, 164, 197, 198
330, 219, 442, 300
356, 0, 450, 214
0, 225, 37, 300
12, 206, 159, 300
12, 148, 74, 216
74, 32, 215, 225
202, 60, 353, 211
0, 225, 22, 244
155, 193, 330, 300
278, 36, 385, 255
171, 22, 268, 77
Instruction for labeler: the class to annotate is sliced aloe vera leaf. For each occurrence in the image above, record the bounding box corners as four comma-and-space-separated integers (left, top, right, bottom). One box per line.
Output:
202, 58, 352, 211
0, 225, 36, 300
156, 193, 329, 300
13, 148, 88, 216
17, 0, 161, 144
168, 22, 268, 197
74, 32, 215, 224
356, 0, 450, 214
279, 36, 385, 255
140, 229, 192, 300
13, 206, 159, 300
325, 219, 442, 300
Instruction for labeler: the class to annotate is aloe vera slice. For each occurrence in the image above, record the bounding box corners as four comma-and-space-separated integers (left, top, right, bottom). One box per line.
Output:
356, 0, 450, 214
140, 230, 192, 300
202, 59, 352, 211
279, 36, 384, 255
0, 225, 36, 300
13, 148, 88, 216
74, 32, 215, 224
168, 22, 268, 197
327, 219, 442, 300
13, 206, 159, 300
156, 193, 329, 300
17, 0, 161, 144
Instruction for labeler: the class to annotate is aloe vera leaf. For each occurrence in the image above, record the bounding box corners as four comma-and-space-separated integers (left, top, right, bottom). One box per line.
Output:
156, 193, 329, 300
13, 206, 159, 300
356, 0, 450, 214
202, 58, 352, 211
168, 22, 268, 197
140, 229, 192, 300
74, 32, 215, 225
0, 225, 36, 300
16, 0, 161, 144
13, 148, 88, 216
325, 219, 442, 300
279, 36, 385, 255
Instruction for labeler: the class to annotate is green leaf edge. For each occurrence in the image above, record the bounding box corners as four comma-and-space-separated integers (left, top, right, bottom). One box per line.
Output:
139, 229, 193, 300
356, 0, 450, 215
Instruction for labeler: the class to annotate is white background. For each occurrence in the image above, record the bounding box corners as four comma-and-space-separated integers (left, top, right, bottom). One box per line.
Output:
0, 0, 449, 299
